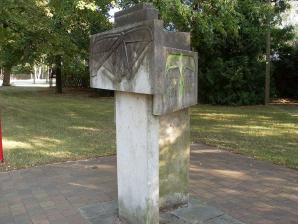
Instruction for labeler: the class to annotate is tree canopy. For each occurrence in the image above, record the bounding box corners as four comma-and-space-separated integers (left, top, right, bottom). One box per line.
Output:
0, 0, 112, 87
118, 0, 295, 104
0, 0, 296, 103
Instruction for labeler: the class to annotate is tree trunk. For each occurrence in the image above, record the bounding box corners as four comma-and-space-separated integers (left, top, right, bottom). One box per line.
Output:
2, 67, 11, 86
265, 0, 271, 105
49, 67, 53, 88
46, 66, 49, 84
55, 55, 63, 94
38, 66, 42, 79
265, 30, 271, 105
34, 65, 37, 84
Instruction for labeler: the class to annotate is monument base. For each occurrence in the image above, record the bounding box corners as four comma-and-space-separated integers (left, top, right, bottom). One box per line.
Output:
115, 92, 190, 223
79, 198, 246, 224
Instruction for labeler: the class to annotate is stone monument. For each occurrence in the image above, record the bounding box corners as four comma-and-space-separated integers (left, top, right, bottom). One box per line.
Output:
90, 3, 198, 224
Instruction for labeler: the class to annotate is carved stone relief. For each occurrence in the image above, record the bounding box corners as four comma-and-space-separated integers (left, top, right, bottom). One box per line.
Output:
91, 26, 153, 83
165, 53, 196, 109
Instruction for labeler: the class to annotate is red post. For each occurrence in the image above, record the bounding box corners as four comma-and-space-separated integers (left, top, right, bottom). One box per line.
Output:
0, 117, 3, 163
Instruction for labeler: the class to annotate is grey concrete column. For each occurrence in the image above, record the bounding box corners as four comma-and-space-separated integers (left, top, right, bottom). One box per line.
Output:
115, 91, 191, 223
115, 91, 159, 224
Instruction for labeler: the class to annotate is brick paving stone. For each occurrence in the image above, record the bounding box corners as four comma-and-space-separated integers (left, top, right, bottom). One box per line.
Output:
0, 144, 297, 224
39, 201, 55, 210
27, 206, 45, 218
64, 214, 87, 224
10, 203, 26, 216
48, 217, 69, 224
0, 215, 15, 224
79, 199, 244, 224
0, 202, 10, 216
60, 208, 77, 217
189, 143, 298, 224
43, 208, 63, 221
13, 214, 32, 224
31, 213, 50, 224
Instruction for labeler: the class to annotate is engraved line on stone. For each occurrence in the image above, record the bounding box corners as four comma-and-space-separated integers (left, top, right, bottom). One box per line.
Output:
91, 26, 153, 82
165, 53, 195, 105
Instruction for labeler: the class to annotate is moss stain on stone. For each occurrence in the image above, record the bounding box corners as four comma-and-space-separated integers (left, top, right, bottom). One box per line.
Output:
159, 108, 190, 210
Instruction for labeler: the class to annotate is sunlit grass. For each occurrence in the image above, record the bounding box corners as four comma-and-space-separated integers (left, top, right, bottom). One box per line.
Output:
0, 87, 297, 171
0, 87, 115, 171
191, 104, 298, 169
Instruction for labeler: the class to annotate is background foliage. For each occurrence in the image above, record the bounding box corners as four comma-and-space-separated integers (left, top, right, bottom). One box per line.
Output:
118, 0, 296, 104
0, 0, 112, 87
272, 41, 298, 98
1, 0, 297, 103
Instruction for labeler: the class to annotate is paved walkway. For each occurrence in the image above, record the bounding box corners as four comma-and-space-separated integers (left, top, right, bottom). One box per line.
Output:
0, 143, 297, 224
189, 144, 298, 224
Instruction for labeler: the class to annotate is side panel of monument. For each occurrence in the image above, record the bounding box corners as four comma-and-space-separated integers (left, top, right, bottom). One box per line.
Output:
90, 20, 155, 95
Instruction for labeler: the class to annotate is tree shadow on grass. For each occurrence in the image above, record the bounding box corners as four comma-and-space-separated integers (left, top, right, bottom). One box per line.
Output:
0, 87, 116, 171
190, 104, 298, 169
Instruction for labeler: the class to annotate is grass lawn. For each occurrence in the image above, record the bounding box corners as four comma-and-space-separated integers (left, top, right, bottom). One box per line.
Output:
0, 87, 115, 171
0, 87, 297, 171
191, 104, 298, 169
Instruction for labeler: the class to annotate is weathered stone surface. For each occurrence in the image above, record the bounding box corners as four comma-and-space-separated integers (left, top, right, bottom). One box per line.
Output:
153, 48, 198, 115
90, 3, 198, 115
90, 21, 155, 95
79, 201, 118, 220
115, 3, 159, 27
206, 214, 246, 224
90, 26, 152, 81
164, 32, 191, 51
79, 199, 246, 224
115, 92, 191, 222
115, 92, 159, 224
159, 108, 190, 209
171, 198, 224, 223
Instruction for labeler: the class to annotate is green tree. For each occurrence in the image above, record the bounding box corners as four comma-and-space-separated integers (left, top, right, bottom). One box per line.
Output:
0, 0, 48, 86
272, 43, 298, 98
0, 0, 112, 89
36, 0, 112, 92
117, 0, 292, 105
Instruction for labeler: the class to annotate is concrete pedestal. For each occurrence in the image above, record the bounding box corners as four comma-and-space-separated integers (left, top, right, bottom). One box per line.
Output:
115, 92, 190, 224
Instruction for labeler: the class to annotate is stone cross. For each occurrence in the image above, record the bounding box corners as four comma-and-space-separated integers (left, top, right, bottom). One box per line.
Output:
90, 3, 198, 224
